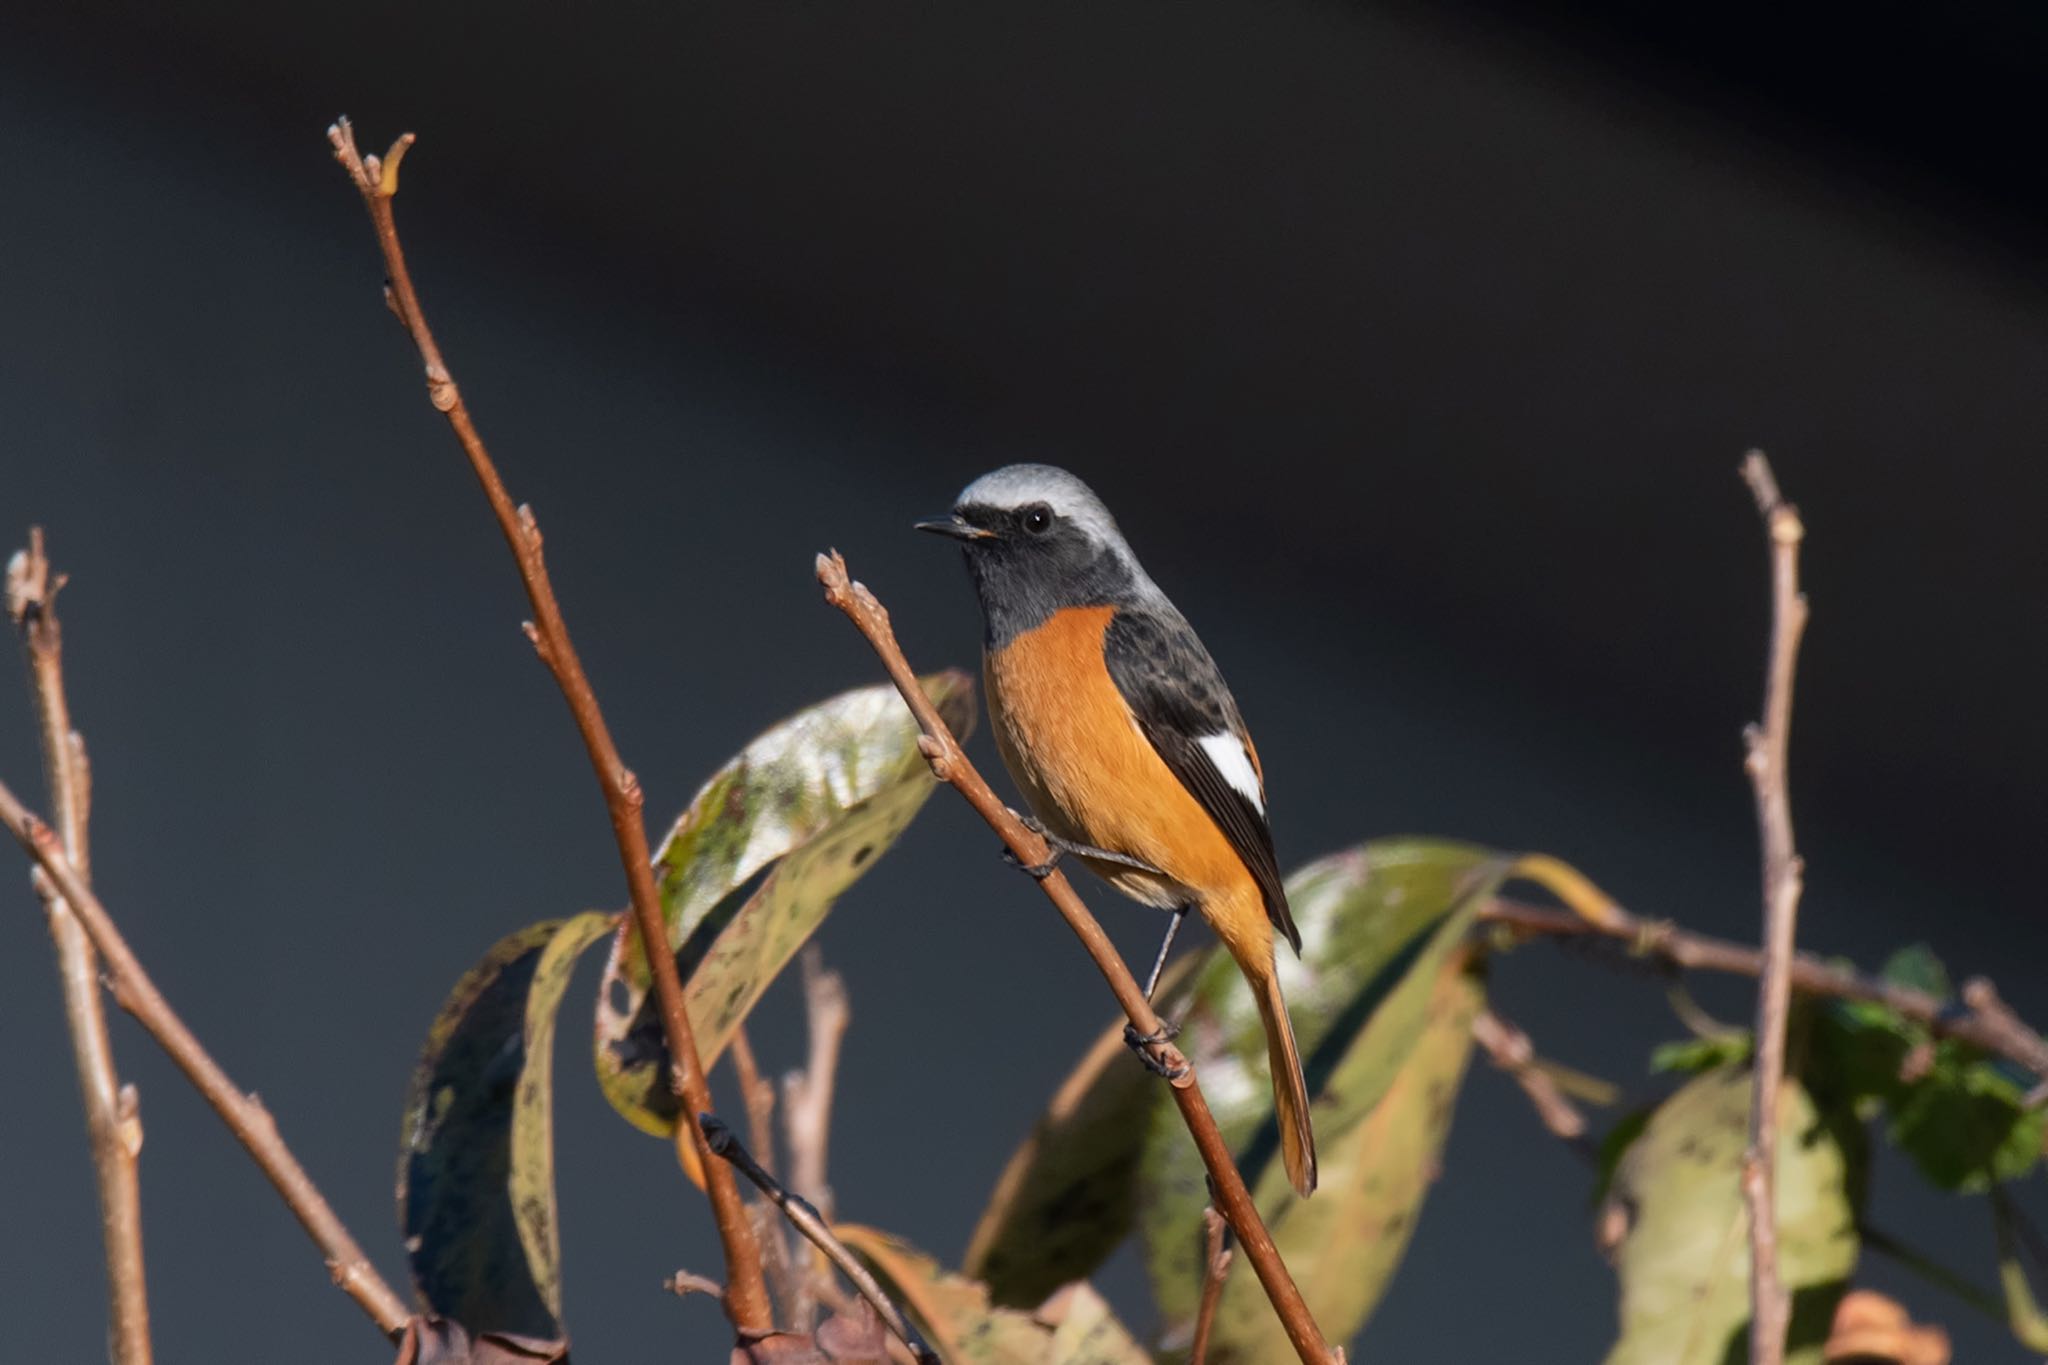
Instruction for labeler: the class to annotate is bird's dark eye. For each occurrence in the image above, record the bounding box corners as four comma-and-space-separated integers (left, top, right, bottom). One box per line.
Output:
1022, 505, 1053, 535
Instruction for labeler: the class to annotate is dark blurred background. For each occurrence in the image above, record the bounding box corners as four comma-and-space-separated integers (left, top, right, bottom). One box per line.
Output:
3, 1, 2044, 1359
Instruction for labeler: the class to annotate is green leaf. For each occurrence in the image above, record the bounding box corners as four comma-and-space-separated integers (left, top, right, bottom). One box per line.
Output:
1593, 1106, 1655, 1209
1142, 839, 1512, 1336
1879, 944, 1952, 1001
399, 911, 617, 1339
1651, 1035, 1753, 1076
1804, 999, 1916, 1118
1887, 1052, 2044, 1192
1602, 1066, 1861, 1365
1190, 959, 1486, 1363
593, 673, 974, 1137
1804, 968, 2040, 1192
837, 1226, 1149, 1365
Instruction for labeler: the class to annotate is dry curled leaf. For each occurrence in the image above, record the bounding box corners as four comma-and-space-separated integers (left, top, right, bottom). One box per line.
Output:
838, 1225, 1148, 1364
815, 1299, 893, 1362
390, 1316, 567, 1365
724, 1303, 894, 1364
1823, 1290, 1950, 1365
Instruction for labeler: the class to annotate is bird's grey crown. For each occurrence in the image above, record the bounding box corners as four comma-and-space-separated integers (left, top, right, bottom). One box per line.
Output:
956, 463, 1123, 547
953, 463, 1166, 601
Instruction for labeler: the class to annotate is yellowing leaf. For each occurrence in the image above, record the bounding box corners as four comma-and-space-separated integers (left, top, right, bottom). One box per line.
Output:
594, 674, 974, 1137
1194, 958, 1485, 1363
1144, 840, 1511, 1330
962, 955, 1200, 1306
399, 911, 617, 1339
1603, 1066, 1860, 1365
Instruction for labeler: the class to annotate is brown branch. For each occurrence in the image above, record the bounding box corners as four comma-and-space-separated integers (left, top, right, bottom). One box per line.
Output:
0, 780, 410, 1332
9, 530, 152, 1363
1738, 451, 1809, 1365
1189, 1205, 1234, 1365
326, 117, 773, 1336
816, 552, 1341, 1365
1470, 1007, 1593, 1156
701, 1117, 940, 1365
782, 945, 851, 1332
1479, 897, 2048, 1081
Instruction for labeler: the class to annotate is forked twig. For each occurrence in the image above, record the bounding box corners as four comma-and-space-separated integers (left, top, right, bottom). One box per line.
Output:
1738, 451, 1809, 1365
702, 1117, 940, 1365
8, 530, 152, 1362
326, 117, 772, 1336
817, 551, 1340, 1364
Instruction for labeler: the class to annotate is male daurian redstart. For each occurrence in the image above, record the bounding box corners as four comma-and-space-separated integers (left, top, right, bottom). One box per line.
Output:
919, 464, 1317, 1197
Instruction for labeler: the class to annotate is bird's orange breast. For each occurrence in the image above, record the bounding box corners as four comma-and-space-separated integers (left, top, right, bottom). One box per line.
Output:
984, 606, 1264, 952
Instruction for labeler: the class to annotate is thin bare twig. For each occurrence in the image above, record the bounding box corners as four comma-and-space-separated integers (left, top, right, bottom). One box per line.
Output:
326, 118, 773, 1336
701, 1117, 940, 1365
1739, 450, 1809, 1365
8, 530, 152, 1363
1479, 897, 2048, 1083
782, 946, 851, 1331
1189, 1206, 1234, 1365
785, 946, 849, 1217
1471, 1007, 1593, 1157
0, 781, 410, 1332
665, 1269, 728, 1303
816, 552, 1341, 1365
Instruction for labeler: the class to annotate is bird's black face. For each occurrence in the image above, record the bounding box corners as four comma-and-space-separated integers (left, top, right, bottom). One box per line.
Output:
917, 500, 1136, 647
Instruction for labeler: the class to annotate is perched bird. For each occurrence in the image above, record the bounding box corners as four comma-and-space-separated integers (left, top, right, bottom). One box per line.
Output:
918, 464, 1316, 1196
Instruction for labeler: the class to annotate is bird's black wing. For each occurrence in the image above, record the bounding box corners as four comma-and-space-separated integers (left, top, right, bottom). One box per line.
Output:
1102, 607, 1300, 952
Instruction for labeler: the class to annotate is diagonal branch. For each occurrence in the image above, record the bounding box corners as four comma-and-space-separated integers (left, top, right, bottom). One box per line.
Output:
326, 118, 773, 1338
817, 551, 1341, 1365
0, 780, 410, 1332
1738, 450, 1809, 1365
701, 1116, 940, 1365
8, 529, 151, 1364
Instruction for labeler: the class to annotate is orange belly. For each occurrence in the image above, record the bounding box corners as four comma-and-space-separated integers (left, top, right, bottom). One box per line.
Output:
984, 606, 1267, 957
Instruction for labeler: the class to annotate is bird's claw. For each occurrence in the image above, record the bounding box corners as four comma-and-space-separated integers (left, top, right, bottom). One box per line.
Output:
1124, 1020, 1188, 1079
1002, 843, 1063, 880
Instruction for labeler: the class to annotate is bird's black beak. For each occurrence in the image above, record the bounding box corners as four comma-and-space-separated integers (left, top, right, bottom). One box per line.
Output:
914, 515, 994, 542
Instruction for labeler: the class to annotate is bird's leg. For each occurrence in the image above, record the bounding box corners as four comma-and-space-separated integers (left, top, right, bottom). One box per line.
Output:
1001, 813, 1167, 882
1141, 904, 1189, 1001
1123, 903, 1192, 1078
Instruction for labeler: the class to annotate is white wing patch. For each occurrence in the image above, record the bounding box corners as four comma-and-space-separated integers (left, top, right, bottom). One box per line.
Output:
1198, 732, 1265, 814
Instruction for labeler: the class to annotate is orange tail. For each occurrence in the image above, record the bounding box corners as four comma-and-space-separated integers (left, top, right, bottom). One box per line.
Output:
1253, 965, 1318, 1197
